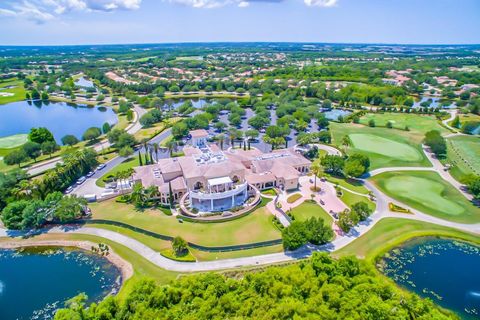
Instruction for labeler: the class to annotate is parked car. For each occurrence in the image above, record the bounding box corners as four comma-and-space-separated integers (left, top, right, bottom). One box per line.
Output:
76, 176, 86, 185
64, 186, 74, 194
319, 199, 325, 205
86, 171, 94, 177
96, 163, 106, 171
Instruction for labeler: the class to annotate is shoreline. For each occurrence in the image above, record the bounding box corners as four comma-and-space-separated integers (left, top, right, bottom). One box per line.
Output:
0, 239, 134, 282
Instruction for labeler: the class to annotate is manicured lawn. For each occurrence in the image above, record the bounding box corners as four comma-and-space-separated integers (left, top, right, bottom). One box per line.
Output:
324, 173, 369, 194
449, 113, 480, 130
349, 133, 423, 162
371, 171, 480, 223
340, 189, 376, 212
334, 218, 480, 261
261, 188, 277, 196
287, 193, 302, 203
289, 201, 333, 226
90, 199, 281, 247
0, 79, 26, 104
87, 223, 284, 261
97, 157, 140, 187
329, 122, 430, 169
359, 113, 448, 135
445, 135, 480, 181
0, 134, 28, 149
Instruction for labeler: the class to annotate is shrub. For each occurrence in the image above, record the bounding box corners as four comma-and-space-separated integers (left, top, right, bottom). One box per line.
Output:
287, 193, 302, 203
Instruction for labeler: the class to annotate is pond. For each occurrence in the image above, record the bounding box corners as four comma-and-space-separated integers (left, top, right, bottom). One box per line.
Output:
0, 101, 117, 142
161, 98, 208, 111
380, 238, 480, 319
323, 109, 351, 121
75, 77, 95, 88
0, 247, 121, 320
412, 96, 456, 109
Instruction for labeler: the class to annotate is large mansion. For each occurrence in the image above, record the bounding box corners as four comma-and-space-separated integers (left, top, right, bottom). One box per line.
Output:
132, 129, 311, 213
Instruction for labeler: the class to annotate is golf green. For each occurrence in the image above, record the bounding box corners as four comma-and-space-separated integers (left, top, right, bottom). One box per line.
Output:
0, 134, 28, 149
372, 171, 480, 223
349, 133, 422, 162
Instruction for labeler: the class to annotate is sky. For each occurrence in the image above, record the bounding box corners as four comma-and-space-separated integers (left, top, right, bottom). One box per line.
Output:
0, 0, 479, 45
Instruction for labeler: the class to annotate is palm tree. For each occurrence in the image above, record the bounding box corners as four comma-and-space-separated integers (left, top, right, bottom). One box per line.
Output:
152, 143, 159, 162
130, 183, 146, 208
144, 185, 158, 201
341, 135, 352, 153
311, 160, 322, 191
166, 139, 177, 157
216, 133, 226, 150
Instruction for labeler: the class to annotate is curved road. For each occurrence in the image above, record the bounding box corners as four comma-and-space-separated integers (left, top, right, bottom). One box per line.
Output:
2, 142, 479, 272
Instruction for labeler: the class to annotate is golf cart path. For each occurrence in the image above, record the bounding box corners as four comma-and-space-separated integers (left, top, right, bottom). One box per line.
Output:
3, 141, 480, 272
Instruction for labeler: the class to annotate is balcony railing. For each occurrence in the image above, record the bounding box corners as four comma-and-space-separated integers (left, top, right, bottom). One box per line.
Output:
190, 182, 248, 200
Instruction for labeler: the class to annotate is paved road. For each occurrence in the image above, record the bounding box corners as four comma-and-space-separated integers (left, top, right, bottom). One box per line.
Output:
27, 105, 146, 176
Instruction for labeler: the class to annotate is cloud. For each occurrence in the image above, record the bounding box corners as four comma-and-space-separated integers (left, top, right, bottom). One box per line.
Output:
238, 1, 249, 7
0, 0, 142, 23
304, 0, 337, 7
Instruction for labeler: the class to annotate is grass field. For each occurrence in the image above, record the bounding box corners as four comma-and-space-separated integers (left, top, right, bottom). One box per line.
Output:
340, 189, 376, 212
324, 174, 369, 194
448, 113, 480, 131
289, 201, 333, 226
359, 113, 448, 135
445, 135, 480, 181
349, 133, 423, 162
330, 122, 430, 169
96, 157, 140, 187
334, 218, 480, 261
371, 171, 480, 223
0, 134, 28, 149
0, 79, 26, 104
90, 199, 281, 246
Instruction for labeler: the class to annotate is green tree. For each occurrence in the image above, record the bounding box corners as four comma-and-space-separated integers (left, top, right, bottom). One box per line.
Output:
4, 150, 28, 167
172, 236, 188, 256
53, 195, 87, 222
29, 127, 55, 144
22, 141, 42, 162
424, 130, 446, 157
119, 146, 134, 157
61, 135, 79, 146
1, 200, 28, 229
82, 127, 102, 142
41, 141, 59, 158
321, 155, 345, 176
102, 122, 112, 134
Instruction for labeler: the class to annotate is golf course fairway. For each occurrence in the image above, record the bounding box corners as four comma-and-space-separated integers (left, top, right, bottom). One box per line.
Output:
371, 171, 480, 224
350, 133, 422, 162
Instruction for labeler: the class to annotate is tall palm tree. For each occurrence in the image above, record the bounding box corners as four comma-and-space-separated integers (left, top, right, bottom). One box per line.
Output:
152, 143, 159, 162
166, 139, 177, 157
341, 135, 352, 153
311, 160, 322, 191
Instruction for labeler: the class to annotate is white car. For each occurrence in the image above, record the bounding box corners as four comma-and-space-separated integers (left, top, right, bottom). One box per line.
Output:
96, 164, 106, 171
64, 186, 74, 194
86, 171, 94, 177
76, 176, 86, 185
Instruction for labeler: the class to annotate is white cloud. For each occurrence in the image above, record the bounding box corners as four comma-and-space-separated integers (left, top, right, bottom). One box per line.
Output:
168, 0, 232, 9
238, 1, 249, 7
0, 0, 142, 24
304, 0, 337, 7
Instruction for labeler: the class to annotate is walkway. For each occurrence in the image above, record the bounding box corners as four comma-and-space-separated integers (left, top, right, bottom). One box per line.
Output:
2, 144, 479, 273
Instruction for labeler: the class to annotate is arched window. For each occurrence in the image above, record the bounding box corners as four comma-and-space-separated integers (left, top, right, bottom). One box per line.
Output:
232, 175, 240, 183
194, 181, 204, 190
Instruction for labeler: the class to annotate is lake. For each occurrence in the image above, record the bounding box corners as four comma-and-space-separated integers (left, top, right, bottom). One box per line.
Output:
0, 101, 118, 142
380, 238, 480, 319
0, 247, 121, 320
75, 77, 95, 88
323, 109, 351, 120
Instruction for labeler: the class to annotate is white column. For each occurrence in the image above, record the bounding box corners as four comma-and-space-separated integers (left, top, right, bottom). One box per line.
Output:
211, 198, 214, 211
232, 194, 235, 206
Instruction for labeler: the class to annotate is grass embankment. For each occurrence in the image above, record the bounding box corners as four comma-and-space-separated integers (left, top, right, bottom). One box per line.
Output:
359, 113, 449, 135
329, 122, 430, 169
334, 218, 480, 262
96, 157, 140, 187
90, 199, 281, 247
324, 174, 369, 194
340, 189, 376, 212
371, 171, 480, 224
445, 135, 480, 182
289, 201, 333, 226
0, 79, 26, 104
